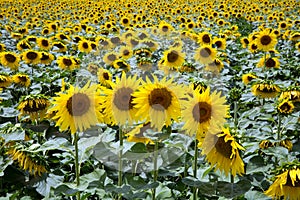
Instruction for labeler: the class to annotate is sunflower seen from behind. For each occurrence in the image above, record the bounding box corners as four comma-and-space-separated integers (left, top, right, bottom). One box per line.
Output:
201, 127, 245, 177
103, 73, 140, 126
132, 75, 183, 131
49, 81, 103, 134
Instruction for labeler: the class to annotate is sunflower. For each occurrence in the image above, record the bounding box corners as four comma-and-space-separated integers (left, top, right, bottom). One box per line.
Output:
21, 50, 41, 65
126, 122, 154, 144
162, 47, 185, 69
119, 46, 133, 60
279, 139, 293, 152
242, 73, 257, 85
277, 99, 295, 115
37, 37, 52, 50
205, 58, 224, 73
198, 31, 212, 45
132, 75, 182, 131
240, 37, 250, 48
259, 140, 274, 149
0, 73, 12, 88
201, 127, 245, 177
142, 40, 158, 52
213, 37, 226, 50
40, 52, 54, 65
12, 73, 31, 87
97, 68, 112, 88
252, 82, 281, 98
181, 87, 229, 138
49, 82, 103, 134
248, 41, 259, 53
257, 55, 280, 69
296, 42, 300, 52
103, 52, 118, 65
256, 29, 277, 51
126, 37, 140, 48
279, 87, 300, 102
6, 147, 47, 176
0, 43, 6, 52
194, 45, 217, 65
103, 73, 140, 126
52, 42, 67, 53
18, 94, 50, 121
120, 16, 131, 27
137, 58, 153, 71
112, 59, 130, 71
57, 56, 78, 70
78, 39, 92, 53
16, 40, 31, 51
158, 21, 174, 36
0, 51, 20, 70
265, 167, 300, 200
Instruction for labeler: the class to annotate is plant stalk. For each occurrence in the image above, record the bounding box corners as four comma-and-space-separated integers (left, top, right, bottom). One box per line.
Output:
74, 132, 80, 200
193, 138, 198, 200
152, 140, 159, 200
118, 128, 123, 200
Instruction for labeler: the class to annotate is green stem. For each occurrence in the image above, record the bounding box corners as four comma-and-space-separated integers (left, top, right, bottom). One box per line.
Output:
233, 101, 238, 131
230, 174, 234, 198
277, 114, 281, 141
152, 140, 159, 200
118, 128, 123, 200
74, 132, 80, 200
193, 138, 198, 200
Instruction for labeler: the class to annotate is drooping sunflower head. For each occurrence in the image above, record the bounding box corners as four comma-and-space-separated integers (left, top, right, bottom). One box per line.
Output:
242, 73, 257, 85
265, 162, 300, 200
18, 94, 50, 121
12, 73, 31, 88
201, 127, 245, 177
252, 81, 281, 99
194, 45, 217, 65
49, 82, 103, 134
279, 86, 300, 102
132, 75, 183, 131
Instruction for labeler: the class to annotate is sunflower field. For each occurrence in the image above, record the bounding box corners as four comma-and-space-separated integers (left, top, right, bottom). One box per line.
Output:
0, 0, 300, 199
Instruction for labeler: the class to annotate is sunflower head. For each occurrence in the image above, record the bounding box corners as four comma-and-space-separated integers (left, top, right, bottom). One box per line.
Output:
242, 73, 257, 85
97, 68, 112, 88
12, 73, 31, 87
194, 45, 217, 65
252, 81, 281, 99
277, 99, 295, 115
0, 73, 12, 88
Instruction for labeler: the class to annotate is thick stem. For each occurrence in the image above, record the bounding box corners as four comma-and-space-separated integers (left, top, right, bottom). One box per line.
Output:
230, 174, 234, 198
74, 132, 80, 200
193, 138, 198, 200
118, 128, 123, 200
152, 140, 159, 200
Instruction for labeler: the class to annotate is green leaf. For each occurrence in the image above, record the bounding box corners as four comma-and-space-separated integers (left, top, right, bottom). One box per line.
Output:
34, 174, 64, 198
244, 190, 269, 200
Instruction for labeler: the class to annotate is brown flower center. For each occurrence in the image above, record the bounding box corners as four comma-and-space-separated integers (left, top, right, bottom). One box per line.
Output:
82, 42, 89, 49
192, 102, 212, 123
113, 87, 134, 111
63, 58, 72, 66
260, 35, 272, 45
215, 41, 222, 48
123, 49, 130, 56
215, 135, 233, 158
200, 47, 212, 58
18, 76, 28, 83
26, 51, 38, 60
108, 54, 117, 62
66, 93, 90, 116
148, 88, 172, 111
103, 72, 110, 80
130, 39, 139, 46
41, 53, 50, 61
162, 25, 169, 32
167, 50, 179, 63
202, 34, 211, 43
265, 58, 276, 68
122, 18, 129, 24
41, 39, 49, 47
5, 54, 16, 63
